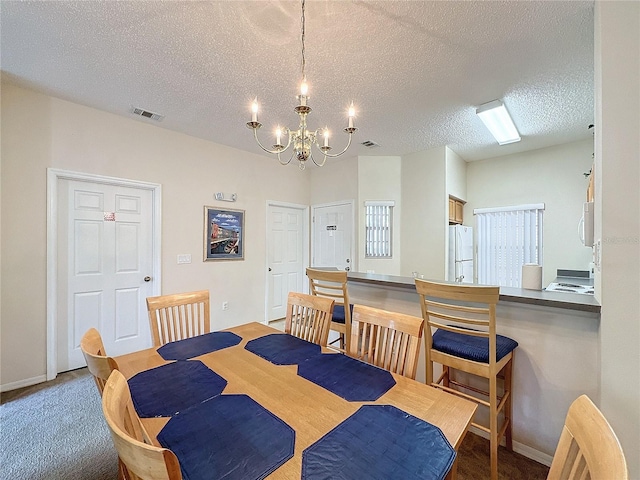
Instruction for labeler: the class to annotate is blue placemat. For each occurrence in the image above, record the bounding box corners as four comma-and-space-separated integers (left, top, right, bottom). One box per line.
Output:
128, 360, 227, 417
157, 331, 242, 361
158, 394, 295, 480
245, 333, 322, 365
297, 353, 396, 401
302, 405, 456, 480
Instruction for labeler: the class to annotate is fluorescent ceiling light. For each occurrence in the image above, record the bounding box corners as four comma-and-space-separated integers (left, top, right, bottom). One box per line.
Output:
476, 100, 521, 145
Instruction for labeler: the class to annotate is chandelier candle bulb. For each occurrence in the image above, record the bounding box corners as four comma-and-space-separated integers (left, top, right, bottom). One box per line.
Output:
251, 99, 259, 123
348, 104, 355, 129
323, 129, 329, 147
275, 127, 282, 147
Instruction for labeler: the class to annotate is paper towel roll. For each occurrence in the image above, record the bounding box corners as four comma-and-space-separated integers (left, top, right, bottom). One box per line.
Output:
522, 264, 542, 290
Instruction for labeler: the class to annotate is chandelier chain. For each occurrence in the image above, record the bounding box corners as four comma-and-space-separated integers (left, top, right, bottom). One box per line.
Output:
300, 0, 306, 80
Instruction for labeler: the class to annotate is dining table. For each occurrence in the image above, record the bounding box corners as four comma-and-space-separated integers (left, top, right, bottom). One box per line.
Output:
114, 321, 477, 480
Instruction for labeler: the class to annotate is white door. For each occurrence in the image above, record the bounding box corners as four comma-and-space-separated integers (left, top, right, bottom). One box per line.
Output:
58, 179, 155, 371
267, 204, 306, 322
312, 202, 353, 271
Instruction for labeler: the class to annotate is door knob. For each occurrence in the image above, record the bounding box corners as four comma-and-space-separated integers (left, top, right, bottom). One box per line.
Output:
144, 276, 151, 282
268, 268, 272, 272
345, 267, 350, 271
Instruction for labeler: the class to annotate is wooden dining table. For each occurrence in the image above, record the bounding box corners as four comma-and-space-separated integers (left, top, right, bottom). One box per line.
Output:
114, 322, 477, 479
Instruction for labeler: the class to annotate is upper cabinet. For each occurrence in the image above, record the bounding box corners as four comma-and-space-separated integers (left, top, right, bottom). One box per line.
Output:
449, 196, 465, 224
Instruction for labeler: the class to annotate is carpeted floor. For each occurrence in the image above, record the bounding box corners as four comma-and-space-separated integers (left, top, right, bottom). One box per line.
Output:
1, 368, 549, 480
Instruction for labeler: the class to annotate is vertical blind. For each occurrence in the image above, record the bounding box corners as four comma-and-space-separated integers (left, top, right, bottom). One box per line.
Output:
474, 204, 544, 287
365, 201, 394, 258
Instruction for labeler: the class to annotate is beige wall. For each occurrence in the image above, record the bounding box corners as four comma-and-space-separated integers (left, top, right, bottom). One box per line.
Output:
401, 147, 447, 279
466, 139, 594, 287
357, 156, 402, 275
595, 2, 640, 478
1, 82, 311, 387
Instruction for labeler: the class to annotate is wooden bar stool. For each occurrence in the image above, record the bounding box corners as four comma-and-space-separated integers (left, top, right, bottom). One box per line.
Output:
306, 268, 352, 353
415, 279, 518, 480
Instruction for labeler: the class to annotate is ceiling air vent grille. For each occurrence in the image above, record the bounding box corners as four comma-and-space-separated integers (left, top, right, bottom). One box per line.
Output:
361, 140, 381, 148
131, 107, 164, 122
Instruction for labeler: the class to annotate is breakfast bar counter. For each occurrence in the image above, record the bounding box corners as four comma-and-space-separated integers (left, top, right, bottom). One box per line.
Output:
347, 271, 600, 313
345, 271, 600, 467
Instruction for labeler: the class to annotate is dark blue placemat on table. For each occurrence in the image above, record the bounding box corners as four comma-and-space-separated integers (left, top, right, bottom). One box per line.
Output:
302, 405, 456, 480
158, 394, 295, 480
157, 331, 242, 361
245, 333, 322, 365
297, 353, 396, 401
128, 360, 227, 418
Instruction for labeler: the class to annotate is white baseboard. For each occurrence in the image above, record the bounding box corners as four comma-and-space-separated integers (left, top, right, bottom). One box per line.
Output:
0, 374, 47, 393
468, 426, 554, 467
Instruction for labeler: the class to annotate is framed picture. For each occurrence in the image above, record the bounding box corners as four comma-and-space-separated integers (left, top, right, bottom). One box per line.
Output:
204, 206, 245, 261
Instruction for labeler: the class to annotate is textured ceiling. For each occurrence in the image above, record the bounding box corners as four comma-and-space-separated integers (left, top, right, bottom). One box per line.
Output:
0, 1, 595, 162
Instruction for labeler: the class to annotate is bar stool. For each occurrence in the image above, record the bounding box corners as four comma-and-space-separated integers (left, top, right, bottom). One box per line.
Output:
415, 279, 518, 480
306, 268, 352, 353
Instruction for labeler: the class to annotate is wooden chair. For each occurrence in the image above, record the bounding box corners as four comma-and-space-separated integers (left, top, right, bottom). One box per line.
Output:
81, 328, 131, 480
349, 304, 423, 379
285, 292, 334, 347
80, 328, 119, 394
102, 370, 183, 480
146, 290, 210, 347
415, 279, 518, 480
306, 268, 351, 352
547, 394, 628, 480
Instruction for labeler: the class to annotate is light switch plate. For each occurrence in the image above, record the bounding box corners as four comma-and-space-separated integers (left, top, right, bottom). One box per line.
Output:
177, 254, 191, 264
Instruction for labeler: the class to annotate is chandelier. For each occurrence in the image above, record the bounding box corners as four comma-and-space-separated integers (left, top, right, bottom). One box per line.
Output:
246, 0, 357, 170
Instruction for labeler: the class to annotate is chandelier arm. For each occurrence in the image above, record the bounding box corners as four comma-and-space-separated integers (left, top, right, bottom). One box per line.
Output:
312, 132, 355, 158
310, 150, 327, 167
251, 127, 293, 155
277, 149, 293, 166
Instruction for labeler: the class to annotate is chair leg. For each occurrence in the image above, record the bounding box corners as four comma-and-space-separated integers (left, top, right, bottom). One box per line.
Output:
489, 374, 499, 480
504, 356, 514, 452
117, 459, 130, 480
443, 366, 450, 388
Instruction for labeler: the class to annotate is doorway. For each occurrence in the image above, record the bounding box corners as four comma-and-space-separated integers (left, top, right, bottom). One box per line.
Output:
311, 201, 355, 271
47, 169, 161, 380
265, 202, 309, 322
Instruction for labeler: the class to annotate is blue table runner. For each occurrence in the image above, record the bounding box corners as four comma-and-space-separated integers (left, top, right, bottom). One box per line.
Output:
302, 405, 456, 480
128, 360, 227, 417
157, 331, 242, 361
244, 333, 322, 365
158, 394, 295, 480
297, 353, 396, 401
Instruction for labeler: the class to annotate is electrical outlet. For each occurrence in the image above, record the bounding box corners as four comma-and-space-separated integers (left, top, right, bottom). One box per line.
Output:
177, 254, 191, 264
222, 301, 229, 311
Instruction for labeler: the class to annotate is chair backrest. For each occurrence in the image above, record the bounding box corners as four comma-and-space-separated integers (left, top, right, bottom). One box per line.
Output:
547, 394, 628, 480
146, 290, 210, 346
306, 268, 350, 328
415, 279, 500, 381
102, 370, 183, 480
285, 292, 334, 346
80, 328, 119, 395
349, 304, 424, 379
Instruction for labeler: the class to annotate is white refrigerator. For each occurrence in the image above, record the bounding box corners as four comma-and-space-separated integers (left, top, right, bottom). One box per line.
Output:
448, 225, 474, 283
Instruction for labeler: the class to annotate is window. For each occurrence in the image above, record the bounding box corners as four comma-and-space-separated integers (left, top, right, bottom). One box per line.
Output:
365, 201, 394, 258
474, 204, 544, 287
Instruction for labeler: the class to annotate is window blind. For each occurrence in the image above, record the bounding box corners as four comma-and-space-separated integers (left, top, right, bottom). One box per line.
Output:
364, 201, 394, 258
474, 204, 544, 287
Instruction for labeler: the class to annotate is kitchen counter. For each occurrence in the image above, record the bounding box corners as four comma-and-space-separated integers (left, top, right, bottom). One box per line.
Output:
347, 271, 600, 313
344, 270, 600, 464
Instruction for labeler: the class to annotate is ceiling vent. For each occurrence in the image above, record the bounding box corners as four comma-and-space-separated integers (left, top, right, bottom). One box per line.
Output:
131, 107, 164, 122
361, 140, 381, 148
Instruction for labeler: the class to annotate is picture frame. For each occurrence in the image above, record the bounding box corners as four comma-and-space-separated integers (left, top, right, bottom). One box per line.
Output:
204, 206, 245, 261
